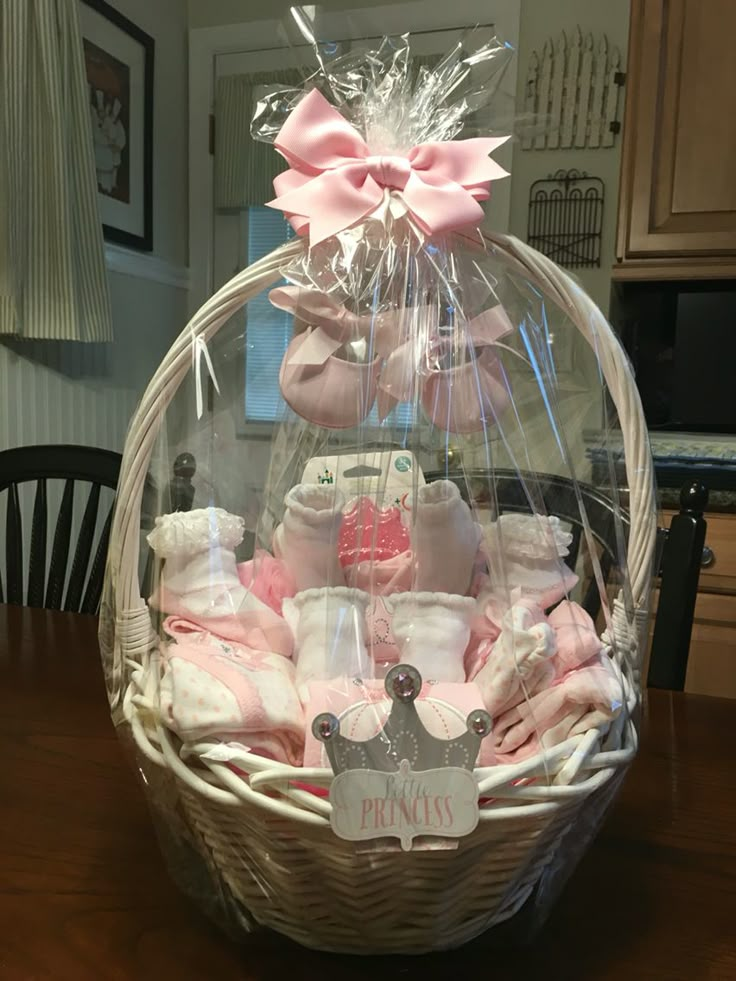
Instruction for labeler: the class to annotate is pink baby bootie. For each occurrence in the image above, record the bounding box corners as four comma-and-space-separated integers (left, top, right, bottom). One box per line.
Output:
270, 286, 382, 429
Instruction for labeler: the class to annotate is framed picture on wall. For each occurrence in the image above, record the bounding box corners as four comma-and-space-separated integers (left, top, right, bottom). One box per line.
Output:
79, 0, 154, 252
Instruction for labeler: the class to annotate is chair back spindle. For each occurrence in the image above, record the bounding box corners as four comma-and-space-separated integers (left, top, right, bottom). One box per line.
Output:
648, 481, 708, 691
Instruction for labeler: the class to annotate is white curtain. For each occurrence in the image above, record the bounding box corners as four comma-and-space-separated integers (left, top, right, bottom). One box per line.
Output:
214, 69, 302, 213
0, 0, 113, 342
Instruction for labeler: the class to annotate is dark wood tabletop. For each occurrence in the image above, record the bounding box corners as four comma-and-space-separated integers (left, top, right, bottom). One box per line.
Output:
1, 604, 735, 981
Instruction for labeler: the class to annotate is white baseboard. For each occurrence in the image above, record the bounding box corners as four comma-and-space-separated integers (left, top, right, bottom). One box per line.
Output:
105, 243, 190, 290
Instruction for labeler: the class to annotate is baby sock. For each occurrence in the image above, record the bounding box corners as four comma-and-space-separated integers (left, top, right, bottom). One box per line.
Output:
283, 586, 370, 702
391, 591, 476, 683
273, 483, 346, 591
412, 480, 480, 595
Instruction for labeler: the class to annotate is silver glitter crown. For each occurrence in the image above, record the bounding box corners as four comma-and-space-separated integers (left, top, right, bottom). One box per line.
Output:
312, 664, 492, 775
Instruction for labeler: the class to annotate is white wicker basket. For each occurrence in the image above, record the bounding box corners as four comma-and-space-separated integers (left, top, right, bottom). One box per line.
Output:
106, 232, 657, 954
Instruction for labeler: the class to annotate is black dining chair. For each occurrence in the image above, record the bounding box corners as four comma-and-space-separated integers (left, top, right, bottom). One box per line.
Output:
0, 445, 198, 615
425, 468, 707, 692
0, 444, 122, 614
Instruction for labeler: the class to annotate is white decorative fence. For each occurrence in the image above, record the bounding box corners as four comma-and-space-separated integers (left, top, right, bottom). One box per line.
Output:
522, 29, 624, 151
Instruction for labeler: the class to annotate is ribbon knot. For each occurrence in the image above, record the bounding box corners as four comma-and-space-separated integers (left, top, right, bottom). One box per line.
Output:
365, 154, 411, 190
267, 88, 510, 244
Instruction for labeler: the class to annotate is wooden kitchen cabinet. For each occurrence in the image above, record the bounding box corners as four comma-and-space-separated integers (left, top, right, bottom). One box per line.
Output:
615, 0, 736, 280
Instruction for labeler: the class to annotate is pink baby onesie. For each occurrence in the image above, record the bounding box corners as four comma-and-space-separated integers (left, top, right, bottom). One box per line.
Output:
160, 631, 305, 765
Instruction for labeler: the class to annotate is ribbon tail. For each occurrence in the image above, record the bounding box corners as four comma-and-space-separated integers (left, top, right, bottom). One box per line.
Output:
268, 166, 383, 245
193, 335, 220, 420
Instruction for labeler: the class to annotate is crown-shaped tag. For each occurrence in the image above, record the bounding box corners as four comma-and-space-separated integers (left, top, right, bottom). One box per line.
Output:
312, 664, 492, 775
313, 665, 492, 850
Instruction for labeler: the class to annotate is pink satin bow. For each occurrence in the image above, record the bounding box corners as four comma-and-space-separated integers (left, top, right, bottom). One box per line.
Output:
267, 88, 510, 245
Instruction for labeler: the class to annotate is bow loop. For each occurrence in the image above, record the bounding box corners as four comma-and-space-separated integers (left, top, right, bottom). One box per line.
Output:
266, 88, 509, 244
275, 88, 369, 172
409, 137, 510, 186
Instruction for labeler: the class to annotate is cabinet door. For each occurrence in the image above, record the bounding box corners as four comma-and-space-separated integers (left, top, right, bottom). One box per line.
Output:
617, 0, 736, 268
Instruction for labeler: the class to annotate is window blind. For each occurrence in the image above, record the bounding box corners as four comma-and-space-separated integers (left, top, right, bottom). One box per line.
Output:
244, 207, 294, 422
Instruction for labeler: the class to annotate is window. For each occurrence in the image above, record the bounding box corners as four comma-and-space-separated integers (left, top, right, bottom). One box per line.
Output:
244, 207, 294, 422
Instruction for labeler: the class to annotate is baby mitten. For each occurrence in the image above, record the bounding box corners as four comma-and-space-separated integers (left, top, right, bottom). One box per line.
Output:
473, 600, 557, 717
391, 591, 476, 683
273, 483, 346, 591
412, 480, 480, 595
282, 586, 370, 702
548, 600, 603, 673
147, 507, 292, 655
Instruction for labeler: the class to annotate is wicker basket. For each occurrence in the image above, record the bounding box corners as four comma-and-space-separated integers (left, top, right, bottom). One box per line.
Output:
105, 232, 656, 954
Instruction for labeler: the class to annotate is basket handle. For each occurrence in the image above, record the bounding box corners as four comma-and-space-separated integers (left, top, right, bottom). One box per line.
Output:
108, 234, 656, 629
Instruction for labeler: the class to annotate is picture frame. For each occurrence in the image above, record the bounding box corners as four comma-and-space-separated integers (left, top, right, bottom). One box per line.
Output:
79, 0, 154, 252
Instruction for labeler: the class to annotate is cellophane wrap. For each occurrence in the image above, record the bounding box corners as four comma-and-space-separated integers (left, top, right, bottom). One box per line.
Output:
99, 18, 656, 953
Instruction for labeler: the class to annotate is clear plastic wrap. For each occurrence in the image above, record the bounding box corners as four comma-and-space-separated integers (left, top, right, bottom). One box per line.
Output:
100, 12, 657, 954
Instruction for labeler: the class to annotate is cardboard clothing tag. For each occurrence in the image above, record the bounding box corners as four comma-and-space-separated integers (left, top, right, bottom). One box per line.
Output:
301, 450, 424, 507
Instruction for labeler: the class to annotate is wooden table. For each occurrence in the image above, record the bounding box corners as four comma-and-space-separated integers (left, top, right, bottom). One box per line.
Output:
1, 605, 735, 980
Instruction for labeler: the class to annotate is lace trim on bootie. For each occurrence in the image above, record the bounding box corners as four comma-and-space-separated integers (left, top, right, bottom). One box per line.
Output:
147, 507, 245, 557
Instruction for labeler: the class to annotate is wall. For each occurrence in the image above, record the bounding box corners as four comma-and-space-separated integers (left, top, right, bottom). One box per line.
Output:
0, 0, 189, 455
509, 0, 631, 314
189, 0, 381, 28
